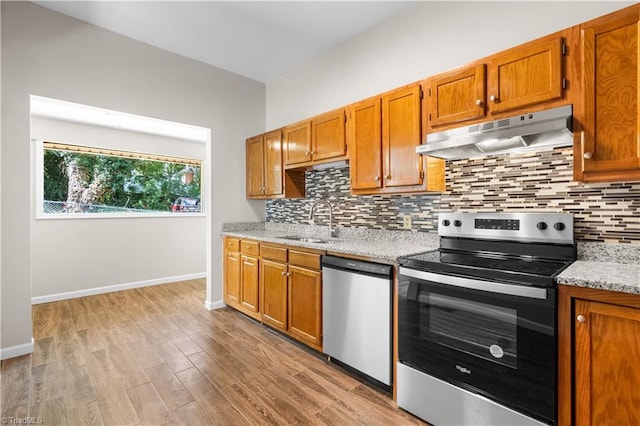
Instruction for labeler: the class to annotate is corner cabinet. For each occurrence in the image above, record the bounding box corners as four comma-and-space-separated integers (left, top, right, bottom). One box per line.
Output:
284, 108, 347, 168
426, 34, 568, 131
246, 129, 305, 200
575, 6, 640, 183
348, 83, 445, 195
558, 285, 640, 426
223, 237, 261, 321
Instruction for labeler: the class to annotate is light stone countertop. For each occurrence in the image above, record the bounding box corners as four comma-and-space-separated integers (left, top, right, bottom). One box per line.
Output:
221, 223, 439, 262
557, 261, 640, 295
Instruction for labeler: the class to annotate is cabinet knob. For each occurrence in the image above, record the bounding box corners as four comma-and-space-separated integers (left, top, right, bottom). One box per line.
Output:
310, 150, 315, 155
375, 176, 380, 181
386, 175, 391, 180
305, 151, 310, 156
281, 271, 286, 276
577, 314, 586, 323
489, 95, 498, 102
583, 152, 593, 160
475, 99, 483, 106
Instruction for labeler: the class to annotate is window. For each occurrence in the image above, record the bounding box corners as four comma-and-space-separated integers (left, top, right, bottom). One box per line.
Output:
39, 141, 202, 217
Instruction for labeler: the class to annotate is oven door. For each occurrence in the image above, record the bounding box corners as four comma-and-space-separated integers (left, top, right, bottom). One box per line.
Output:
398, 267, 556, 425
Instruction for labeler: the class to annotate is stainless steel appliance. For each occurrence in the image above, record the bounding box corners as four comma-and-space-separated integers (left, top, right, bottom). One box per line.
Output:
416, 105, 573, 160
397, 212, 575, 426
322, 255, 393, 387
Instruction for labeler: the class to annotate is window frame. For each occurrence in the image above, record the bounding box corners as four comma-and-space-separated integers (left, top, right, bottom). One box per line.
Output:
35, 139, 206, 220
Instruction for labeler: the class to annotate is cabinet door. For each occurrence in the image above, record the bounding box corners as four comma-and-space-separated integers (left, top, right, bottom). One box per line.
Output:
348, 97, 383, 190
580, 12, 640, 181
312, 109, 346, 161
263, 129, 284, 196
224, 250, 241, 306
261, 260, 288, 331
382, 84, 423, 188
288, 265, 322, 349
284, 121, 312, 165
246, 135, 264, 198
240, 255, 260, 313
428, 65, 486, 127
574, 299, 640, 426
488, 37, 563, 114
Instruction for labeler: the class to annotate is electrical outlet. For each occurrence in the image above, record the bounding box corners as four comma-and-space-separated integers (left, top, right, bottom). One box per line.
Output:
403, 214, 412, 229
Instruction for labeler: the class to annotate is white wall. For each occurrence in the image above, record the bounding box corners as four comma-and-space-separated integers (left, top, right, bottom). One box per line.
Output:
1, 2, 265, 357
30, 117, 207, 299
266, 1, 633, 128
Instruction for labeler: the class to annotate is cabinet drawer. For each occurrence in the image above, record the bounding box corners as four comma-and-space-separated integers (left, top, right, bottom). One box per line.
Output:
225, 237, 240, 252
261, 244, 288, 262
289, 250, 321, 270
241, 240, 260, 256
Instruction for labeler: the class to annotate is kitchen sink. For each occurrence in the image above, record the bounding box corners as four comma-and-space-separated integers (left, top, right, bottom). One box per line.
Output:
281, 235, 330, 244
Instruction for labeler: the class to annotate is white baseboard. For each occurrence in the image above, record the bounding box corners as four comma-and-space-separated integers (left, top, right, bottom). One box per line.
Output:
0, 338, 34, 360
31, 273, 206, 304
204, 299, 226, 310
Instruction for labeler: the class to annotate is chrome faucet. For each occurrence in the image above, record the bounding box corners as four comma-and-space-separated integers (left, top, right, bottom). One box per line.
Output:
309, 199, 335, 237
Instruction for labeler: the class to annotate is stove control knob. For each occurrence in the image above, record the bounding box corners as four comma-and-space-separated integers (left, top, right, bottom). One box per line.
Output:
442, 219, 451, 227
536, 222, 548, 230
453, 220, 462, 227
554, 222, 566, 231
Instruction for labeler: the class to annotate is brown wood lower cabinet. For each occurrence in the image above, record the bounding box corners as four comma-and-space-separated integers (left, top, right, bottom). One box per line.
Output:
223, 237, 261, 321
260, 244, 323, 351
559, 285, 640, 426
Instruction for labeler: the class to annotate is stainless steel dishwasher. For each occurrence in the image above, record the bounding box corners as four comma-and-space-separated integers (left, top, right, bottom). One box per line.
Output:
322, 255, 393, 387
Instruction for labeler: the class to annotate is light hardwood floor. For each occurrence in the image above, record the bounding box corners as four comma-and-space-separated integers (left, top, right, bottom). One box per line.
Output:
1, 279, 424, 425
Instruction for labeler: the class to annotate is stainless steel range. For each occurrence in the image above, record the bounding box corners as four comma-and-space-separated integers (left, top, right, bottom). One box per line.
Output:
397, 212, 575, 426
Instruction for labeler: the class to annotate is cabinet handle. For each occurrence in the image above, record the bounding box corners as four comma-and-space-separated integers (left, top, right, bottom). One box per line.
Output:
375, 176, 380, 181
310, 150, 315, 155
386, 175, 391, 180
489, 95, 497, 102
305, 151, 310, 155
577, 314, 586, 323
475, 99, 483, 106
583, 152, 593, 160
281, 271, 286, 276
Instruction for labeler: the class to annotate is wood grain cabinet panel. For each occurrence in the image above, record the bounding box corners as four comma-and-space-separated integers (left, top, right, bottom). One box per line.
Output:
311, 109, 347, 162
261, 259, 288, 331
246, 129, 305, 199
223, 249, 241, 306
284, 121, 312, 166
246, 135, 265, 197
576, 8, 640, 182
574, 298, 640, 426
240, 255, 260, 314
382, 84, 424, 188
348, 97, 383, 190
428, 64, 486, 127
348, 84, 445, 195
488, 37, 564, 114
288, 265, 322, 350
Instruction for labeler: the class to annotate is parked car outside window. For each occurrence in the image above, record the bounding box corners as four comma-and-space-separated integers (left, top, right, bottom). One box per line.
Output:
171, 197, 201, 212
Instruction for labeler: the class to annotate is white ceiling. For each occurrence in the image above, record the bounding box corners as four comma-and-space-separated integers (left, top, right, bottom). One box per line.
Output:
34, 1, 418, 83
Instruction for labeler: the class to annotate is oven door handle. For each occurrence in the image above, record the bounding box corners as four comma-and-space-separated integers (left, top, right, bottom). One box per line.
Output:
399, 267, 549, 300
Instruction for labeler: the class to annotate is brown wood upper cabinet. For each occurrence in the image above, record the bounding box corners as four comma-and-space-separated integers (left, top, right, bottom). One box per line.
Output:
575, 6, 640, 183
284, 108, 347, 167
558, 285, 640, 426
348, 83, 445, 195
426, 36, 566, 129
246, 129, 305, 200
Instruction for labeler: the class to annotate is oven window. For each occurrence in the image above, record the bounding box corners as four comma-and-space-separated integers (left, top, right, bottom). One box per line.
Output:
423, 293, 517, 368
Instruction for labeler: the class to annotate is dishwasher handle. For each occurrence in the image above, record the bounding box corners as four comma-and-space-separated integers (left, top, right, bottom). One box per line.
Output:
321, 255, 392, 278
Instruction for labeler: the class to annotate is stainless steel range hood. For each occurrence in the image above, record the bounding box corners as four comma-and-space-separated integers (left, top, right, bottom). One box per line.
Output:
416, 105, 573, 160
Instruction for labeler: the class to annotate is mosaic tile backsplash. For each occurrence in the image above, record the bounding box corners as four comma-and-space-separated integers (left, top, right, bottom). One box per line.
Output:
265, 147, 640, 244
